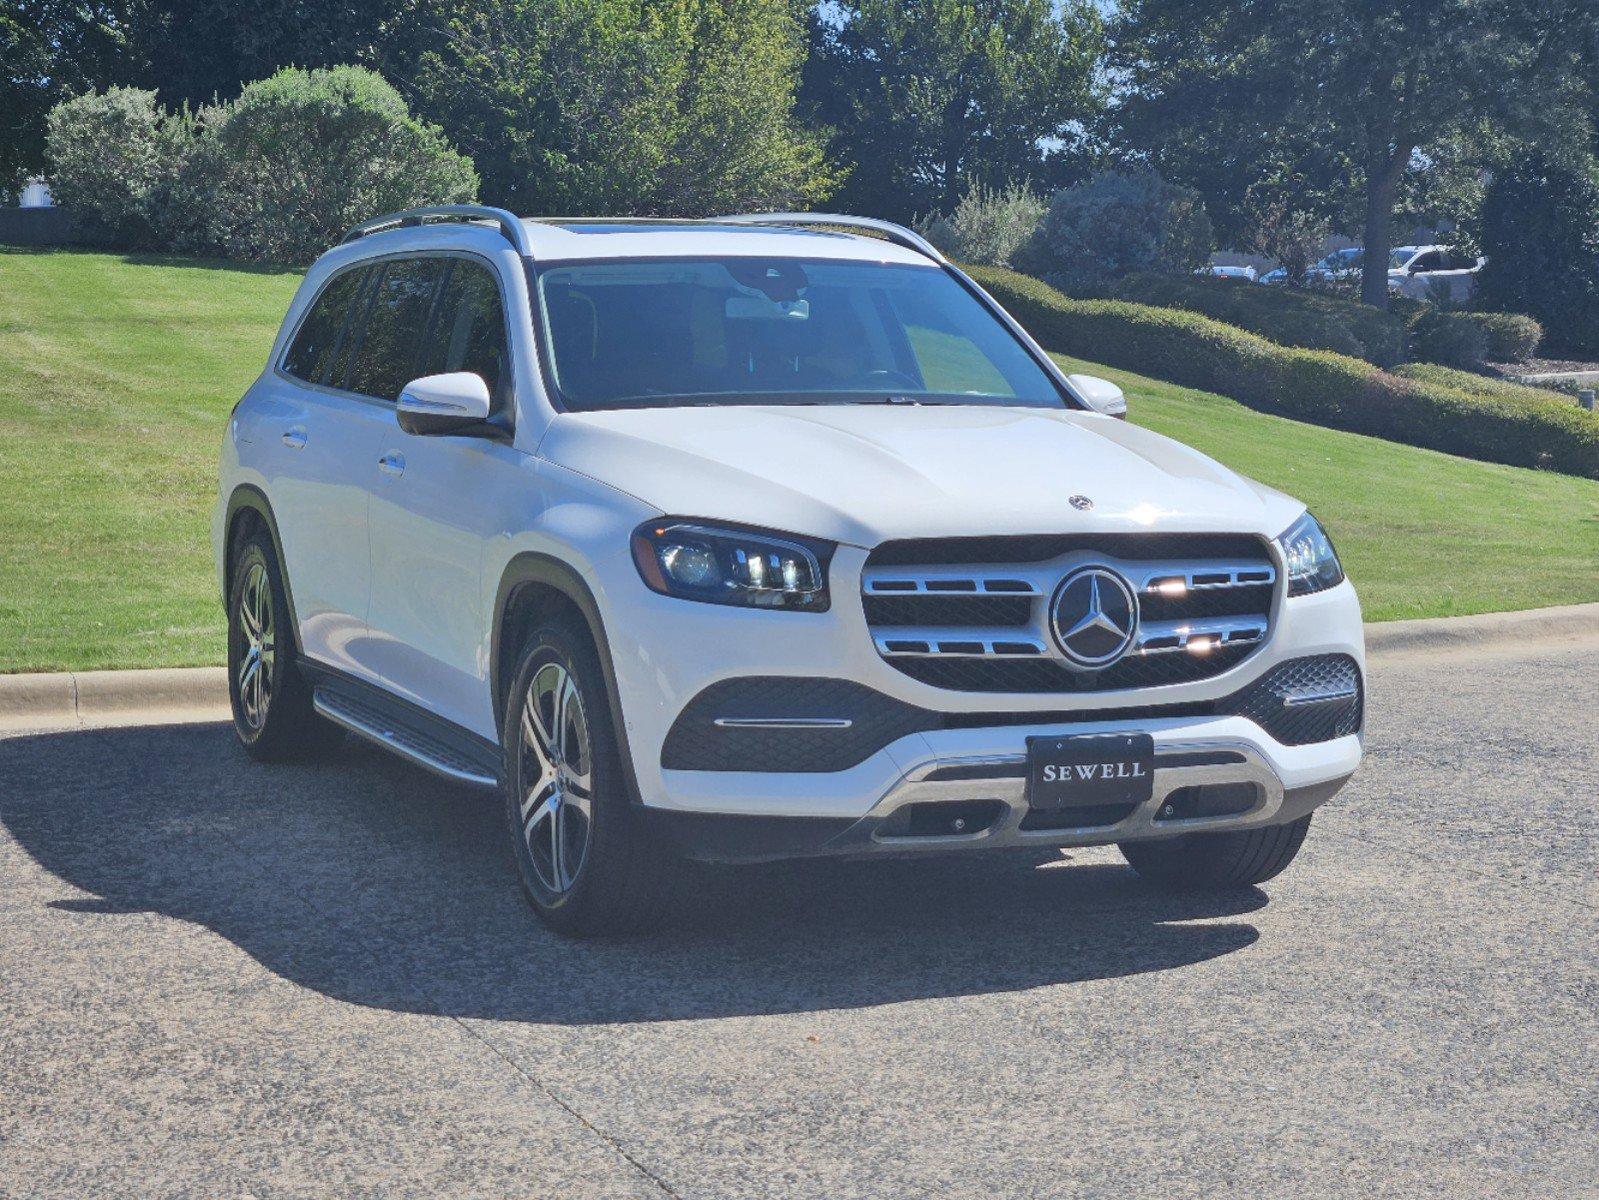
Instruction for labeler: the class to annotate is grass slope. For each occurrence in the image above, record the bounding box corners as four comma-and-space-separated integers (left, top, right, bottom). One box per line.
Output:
0, 248, 1595, 671
1057, 355, 1599, 621
0, 249, 301, 671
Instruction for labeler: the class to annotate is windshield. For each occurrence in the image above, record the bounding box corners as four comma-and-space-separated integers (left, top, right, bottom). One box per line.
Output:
533, 258, 1066, 411
1389, 249, 1416, 269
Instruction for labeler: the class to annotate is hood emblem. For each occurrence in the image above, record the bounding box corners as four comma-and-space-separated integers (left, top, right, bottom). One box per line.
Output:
1050, 567, 1139, 668
1069, 494, 1094, 511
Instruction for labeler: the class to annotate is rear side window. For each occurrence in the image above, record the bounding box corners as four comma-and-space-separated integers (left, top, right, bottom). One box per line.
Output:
345, 258, 447, 402
282, 268, 367, 385
419, 260, 511, 414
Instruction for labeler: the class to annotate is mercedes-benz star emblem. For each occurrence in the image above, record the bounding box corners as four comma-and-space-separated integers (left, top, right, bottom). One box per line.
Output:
1050, 566, 1139, 668
1069, 494, 1094, 511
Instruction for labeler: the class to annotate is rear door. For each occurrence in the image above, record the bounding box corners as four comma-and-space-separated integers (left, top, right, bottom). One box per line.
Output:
366, 255, 526, 738
266, 263, 393, 680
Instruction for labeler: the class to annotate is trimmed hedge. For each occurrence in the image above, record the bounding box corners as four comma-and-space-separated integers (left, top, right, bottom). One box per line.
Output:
1109, 271, 1407, 368
1391, 362, 1574, 406
967, 265, 1599, 480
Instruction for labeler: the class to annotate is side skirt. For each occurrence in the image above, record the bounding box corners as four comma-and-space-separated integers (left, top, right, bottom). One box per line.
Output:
302, 662, 501, 790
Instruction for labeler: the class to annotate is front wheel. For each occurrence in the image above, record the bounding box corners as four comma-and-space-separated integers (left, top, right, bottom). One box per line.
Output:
502, 617, 674, 936
1118, 814, 1313, 889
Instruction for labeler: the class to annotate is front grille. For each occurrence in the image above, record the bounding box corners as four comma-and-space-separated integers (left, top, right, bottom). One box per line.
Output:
862, 534, 1278, 694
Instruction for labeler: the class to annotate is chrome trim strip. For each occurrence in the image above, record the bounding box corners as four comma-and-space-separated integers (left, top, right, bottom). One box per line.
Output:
1281, 686, 1360, 708
712, 717, 855, 730
312, 690, 498, 789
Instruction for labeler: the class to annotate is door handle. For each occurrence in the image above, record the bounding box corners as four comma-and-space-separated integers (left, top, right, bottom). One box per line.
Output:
377, 451, 406, 478
281, 428, 307, 450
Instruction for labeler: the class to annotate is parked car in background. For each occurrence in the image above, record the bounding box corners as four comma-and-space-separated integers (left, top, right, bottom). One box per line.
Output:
1387, 245, 1485, 301
1197, 264, 1257, 282
1258, 247, 1364, 287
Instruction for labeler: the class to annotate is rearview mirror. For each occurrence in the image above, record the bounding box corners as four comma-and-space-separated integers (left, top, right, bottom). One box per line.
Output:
397, 372, 492, 436
1066, 373, 1128, 419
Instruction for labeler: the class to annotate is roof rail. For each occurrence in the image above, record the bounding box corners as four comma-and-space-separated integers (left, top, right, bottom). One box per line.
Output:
341, 205, 534, 257
712, 213, 946, 265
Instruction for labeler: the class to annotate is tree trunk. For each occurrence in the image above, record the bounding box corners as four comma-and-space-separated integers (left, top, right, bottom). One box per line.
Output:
1360, 146, 1411, 310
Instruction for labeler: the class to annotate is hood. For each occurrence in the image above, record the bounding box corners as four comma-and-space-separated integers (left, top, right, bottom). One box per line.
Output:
538, 404, 1303, 548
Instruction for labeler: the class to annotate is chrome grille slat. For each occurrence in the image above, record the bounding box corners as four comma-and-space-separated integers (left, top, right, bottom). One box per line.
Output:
874, 629, 1050, 658
1131, 616, 1268, 656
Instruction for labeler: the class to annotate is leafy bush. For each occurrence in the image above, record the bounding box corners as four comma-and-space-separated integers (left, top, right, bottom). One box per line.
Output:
1475, 151, 1599, 357
1468, 312, 1542, 362
966, 265, 1599, 479
198, 67, 477, 263
1410, 311, 1489, 367
44, 87, 191, 248
917, 182, 1047, 267
1018, 169, 1213, 291
1109, 271, 1405, 367
43, 67, 476, 264
1391, 362, 1573, 406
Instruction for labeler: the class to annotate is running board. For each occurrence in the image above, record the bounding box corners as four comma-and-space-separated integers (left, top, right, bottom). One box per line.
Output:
313, 686, 499, 789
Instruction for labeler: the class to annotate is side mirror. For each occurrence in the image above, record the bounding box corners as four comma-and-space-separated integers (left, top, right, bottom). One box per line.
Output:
1066, 373, 1128, 419
397, 372, 492, 436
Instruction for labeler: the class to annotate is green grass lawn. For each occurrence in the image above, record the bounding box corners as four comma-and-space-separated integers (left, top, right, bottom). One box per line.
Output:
1, 248, 1596, 672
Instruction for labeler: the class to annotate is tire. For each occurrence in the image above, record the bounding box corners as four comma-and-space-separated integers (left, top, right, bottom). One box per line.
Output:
502, 615, 675, 936
227, 532, 345, 761
1118, 814, 1313, 890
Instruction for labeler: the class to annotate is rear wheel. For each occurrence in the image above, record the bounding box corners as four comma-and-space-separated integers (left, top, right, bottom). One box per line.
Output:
502, 616, 674, 936
1118, 815, 1312, 889
227, 533, 344, 760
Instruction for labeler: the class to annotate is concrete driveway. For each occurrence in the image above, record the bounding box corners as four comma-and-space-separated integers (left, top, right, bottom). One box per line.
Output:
2, 640, 1595, 1199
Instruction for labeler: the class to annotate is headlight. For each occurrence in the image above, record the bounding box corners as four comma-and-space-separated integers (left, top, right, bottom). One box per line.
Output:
1276, 512, 1344, 596
631, 521, 832, 611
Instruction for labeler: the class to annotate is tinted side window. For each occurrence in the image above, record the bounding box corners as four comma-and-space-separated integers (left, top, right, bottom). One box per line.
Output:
420, 260, 511, 414
345, 258, 446, 401
283, 268, 366, 385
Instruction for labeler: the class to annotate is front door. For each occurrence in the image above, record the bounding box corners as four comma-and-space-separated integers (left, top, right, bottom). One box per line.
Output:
365, 255, 522, 739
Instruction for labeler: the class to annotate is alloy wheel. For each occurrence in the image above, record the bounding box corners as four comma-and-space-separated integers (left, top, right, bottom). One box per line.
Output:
236, 561, 275, 731
519, 661, 594, 894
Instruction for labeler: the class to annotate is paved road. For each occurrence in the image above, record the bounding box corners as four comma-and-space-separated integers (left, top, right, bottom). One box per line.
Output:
2, 641, 1596, 1199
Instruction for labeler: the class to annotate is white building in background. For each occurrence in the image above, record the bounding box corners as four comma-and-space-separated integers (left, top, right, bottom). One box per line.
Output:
19, 178, 53, 208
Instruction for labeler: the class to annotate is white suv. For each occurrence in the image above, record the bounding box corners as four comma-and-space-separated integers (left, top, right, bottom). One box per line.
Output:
215, 207, 1364, 935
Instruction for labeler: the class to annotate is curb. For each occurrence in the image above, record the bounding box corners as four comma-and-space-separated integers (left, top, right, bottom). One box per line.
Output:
3, 602, 1598, 730
1362, 601, 1599, 658
0, 667, 229, 731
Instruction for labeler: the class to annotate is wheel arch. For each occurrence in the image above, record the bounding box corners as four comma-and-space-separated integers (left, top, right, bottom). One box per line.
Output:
223, 486, 303, 654
491, 552, 643, 803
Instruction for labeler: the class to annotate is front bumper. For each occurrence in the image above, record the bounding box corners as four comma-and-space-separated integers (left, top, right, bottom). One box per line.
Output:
646, 729, 1354, 863
646, 714, 1359, 861
588, 544, 1365, 858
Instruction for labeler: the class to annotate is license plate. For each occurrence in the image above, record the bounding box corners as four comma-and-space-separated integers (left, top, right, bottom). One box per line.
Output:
1026, 733, 1155, 810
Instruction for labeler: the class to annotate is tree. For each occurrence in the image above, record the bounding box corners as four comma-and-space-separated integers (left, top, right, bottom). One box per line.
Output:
0, 0, 146, 193
1110, 0, 1595, 308
1474, 149, 1599, 356
123, 1, 428, 111
805, 0, 1104, 222
413, 0, 834, 216
1019, 168, 1213, 291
